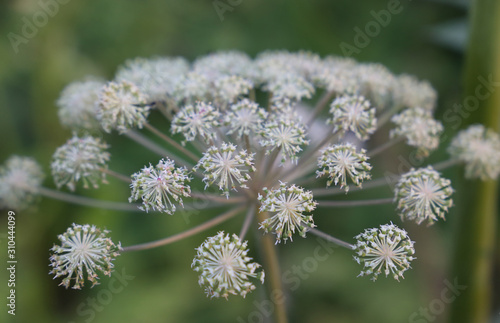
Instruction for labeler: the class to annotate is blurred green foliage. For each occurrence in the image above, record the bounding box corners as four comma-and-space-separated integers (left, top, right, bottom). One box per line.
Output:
0, 0, 487, 323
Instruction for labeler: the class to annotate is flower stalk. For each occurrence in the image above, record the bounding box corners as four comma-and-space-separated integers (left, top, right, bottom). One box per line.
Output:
449, 1, 500, 321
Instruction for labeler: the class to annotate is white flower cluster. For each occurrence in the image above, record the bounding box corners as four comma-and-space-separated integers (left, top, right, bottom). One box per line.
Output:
171, 101, 221, 145
224, 99, 268, 138
214, 75, 253, 106
316, 143, 372, 192
0, 156, 44, 210
394, 166, 453, 225
57, 79, 104, 130
448, 124, 500, 180
394, 74, 437, 111
195, 142, 255, 198
97, 81, 149, 133
353, 223, 415, 282
51, 135, 110, 191
327, 94, 377, 141
259, 110, 310, 165
258, 182, 317, 243
192, 231, 265, 299
391, 107, 443, 157
116, 56, 189, 102
49, 223, 122, 289
129, 158, 191, 214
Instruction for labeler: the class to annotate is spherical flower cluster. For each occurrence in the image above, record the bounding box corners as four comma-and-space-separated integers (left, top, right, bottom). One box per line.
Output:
0, 156, 44, 210
192, 231, 265, 299
115, 56, 189, 102
129, 158, 191, 214
394, 74, 437, 111
448, 124, 500, 180
260, 110, 310, 165
193, 50, 253, 79
51, 135, 110, 191
56, 79, 104, 130
328, 94, 377, 141
214, 75, 253, 106
353, 223, 415, 281
195, 142, 255, 198
258, 182, 317, 243
172, 72, 211, 104
171, 101, 221, 145
390, 107, 444, 157
49, 223, 122, 289
265, 73, 315, 104
316, 143, 372, 192
224, 99, 268, 138
354, 63, 395, 110
394, 166, 453, 225
97, 81, 149, 133
313, 56, 357, 94
254, 50, 321, 84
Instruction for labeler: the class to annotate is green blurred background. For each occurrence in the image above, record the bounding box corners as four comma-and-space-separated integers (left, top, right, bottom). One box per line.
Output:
1, 0, 497, 322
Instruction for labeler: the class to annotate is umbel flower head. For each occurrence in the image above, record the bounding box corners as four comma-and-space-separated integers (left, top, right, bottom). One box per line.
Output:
97, 80, 149, 133
193, 50, 253, 79
265, 73, 315, 104
56, 79, 104, 130
448, 124, 500, 180
258, 182, 317, 243
353, 222, 415, 282
192, 231, 265, 299
195, 142, 255, 198
47, 50, 462, 294
260, 109, 310, 165
354, 63, 396, 110
172, 72, 211, 104
171, 101, 221, 145
49, 223, 122, 289
394, 74, 437, 111
214, 75, 253, 106
129, 158, 191, 214
224, 99, 268, 138
115, 56, 189, 102
394, 166, 453, 225
316, 143, 372, 192
51, 135, 110, 191
0, 156, 44, 210
327, 94, 377, 141
390, 107, 443, 157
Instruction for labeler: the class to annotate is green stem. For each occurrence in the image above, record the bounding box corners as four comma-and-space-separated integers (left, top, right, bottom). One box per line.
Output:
238, 203, 256, 239
125, 130, 170, 156
256, 212, 288, 323
317, 197, 393, 207
38, 187, 141, 211
375, 103, 402, 129
144, 122, 200, 162
367, 137, 403, 157
449, 1, 500, 322
124, 130, 193, 168
101, 168, 131, 183
190, 192, 247, 204
431, 158, 460, 172
307, 227, 354, 249
312, 176, 394, 197
306, 89, 336, 127
123, 205, 245, 252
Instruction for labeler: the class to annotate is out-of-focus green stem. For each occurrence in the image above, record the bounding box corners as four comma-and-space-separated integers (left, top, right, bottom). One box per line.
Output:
256, 212, 288, 323
449, 1, 500, 322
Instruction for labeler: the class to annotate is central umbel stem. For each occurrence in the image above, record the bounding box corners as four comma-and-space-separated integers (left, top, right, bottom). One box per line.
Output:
256, 211, 288, 323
